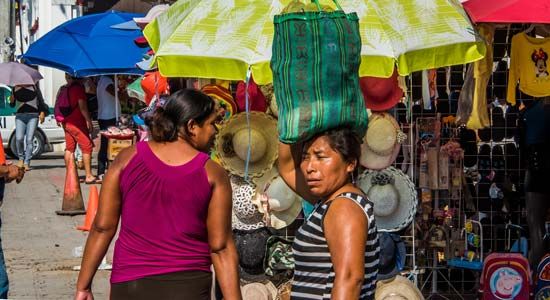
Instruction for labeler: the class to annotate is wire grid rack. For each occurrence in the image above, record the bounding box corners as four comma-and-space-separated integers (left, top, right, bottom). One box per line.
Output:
402, 24, 532, 299
269, 24, 535, 300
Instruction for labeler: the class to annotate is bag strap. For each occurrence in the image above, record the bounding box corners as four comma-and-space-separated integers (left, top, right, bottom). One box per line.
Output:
311, 0, 343, 11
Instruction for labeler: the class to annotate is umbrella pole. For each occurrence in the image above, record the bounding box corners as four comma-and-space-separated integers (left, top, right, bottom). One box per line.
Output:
114, 75, 119, 123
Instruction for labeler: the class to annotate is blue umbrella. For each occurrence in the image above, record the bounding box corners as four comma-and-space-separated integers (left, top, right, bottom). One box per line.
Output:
21, 11, 147, 77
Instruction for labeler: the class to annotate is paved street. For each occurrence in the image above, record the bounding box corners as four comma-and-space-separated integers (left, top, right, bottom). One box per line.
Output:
2, 152, 110, 299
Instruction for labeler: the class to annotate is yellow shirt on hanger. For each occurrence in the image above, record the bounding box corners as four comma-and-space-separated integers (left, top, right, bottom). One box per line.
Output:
507, 32, 550, 105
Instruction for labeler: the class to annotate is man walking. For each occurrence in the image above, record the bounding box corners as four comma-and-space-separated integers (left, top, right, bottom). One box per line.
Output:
96, 75, 119, 180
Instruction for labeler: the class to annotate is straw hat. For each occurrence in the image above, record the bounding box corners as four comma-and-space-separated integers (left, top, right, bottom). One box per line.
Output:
241, 282, 278, 300
259, 84, 278, 118
202, 84, 238, 121
230, 175, 265, 231
361, 112, 406, 170
252, 168, 302, 229
357, 167, 417, 232
215, 112, 278, 178
375, 275, 424, 300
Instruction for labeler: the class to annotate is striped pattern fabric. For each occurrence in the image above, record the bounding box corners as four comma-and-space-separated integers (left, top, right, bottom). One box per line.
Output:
291, 193, 379, 300
271, 9, 368, 143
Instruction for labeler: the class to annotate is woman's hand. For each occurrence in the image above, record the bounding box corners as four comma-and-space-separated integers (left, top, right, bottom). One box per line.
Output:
75, 289, 93, 300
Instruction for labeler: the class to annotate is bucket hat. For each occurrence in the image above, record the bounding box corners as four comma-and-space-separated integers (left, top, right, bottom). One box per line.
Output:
133, 4, 170, 28
491, 106, 506, 142
230, 175, 265, 231
360, 112, 407, 170
360, 68, 403, 112
377, 232, 407, 280
234, 227, 271, 281
201, 84, 238, 121
357, 167, 417, 232
241, 282, 278, 300
459, 128, 478, 168
253, 169, 302, 229
215, 112, 278, 178
375, 275, 424, 300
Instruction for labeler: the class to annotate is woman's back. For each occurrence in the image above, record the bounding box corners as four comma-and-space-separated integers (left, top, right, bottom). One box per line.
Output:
111, 141, 212, 283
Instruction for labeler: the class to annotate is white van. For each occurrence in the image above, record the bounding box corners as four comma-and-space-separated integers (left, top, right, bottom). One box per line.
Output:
0, 85, 65, 158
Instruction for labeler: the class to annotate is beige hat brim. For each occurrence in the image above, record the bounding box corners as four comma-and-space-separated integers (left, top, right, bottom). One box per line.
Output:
375, 275, 424, 300
215, 112, 278, 178
251, 168, 302, 229
270, 198, 302, 229
360, 112, 402, 170
360, 143, 401, 170
357, 167, 417, 232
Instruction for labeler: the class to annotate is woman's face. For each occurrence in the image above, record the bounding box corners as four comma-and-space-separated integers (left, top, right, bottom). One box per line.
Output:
189, 111, 221, 152
300, 136, 355, 198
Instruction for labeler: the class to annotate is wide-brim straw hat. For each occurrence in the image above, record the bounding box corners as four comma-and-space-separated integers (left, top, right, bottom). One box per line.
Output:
215, 112, 278, 178
361, 112, 406, 170
357, 167, 417, 232
241, 281, 278, 300
230, 175, 265, 231
375, 275, 424, 300
252, 167, 302, 229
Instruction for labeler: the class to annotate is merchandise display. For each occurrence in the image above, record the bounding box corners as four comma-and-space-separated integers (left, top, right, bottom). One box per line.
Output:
48, 2, 550, 298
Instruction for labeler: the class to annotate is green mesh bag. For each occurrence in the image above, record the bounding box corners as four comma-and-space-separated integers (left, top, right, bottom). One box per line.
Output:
271, 0, 368, 143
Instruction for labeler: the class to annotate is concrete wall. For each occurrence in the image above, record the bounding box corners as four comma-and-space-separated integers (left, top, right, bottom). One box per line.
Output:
35, 1, 82, 106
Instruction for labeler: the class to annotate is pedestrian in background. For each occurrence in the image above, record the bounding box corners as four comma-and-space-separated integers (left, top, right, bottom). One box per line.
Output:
95, 75, 120, 180
75, 89, 241, 300
0, 132, 25, 299
9, 84, 48, 171
57, 74, 97, 184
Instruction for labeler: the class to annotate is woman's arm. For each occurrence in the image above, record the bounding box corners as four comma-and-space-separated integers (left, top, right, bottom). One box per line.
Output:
205, 161, 242, 300
277, 142, 318, 203
75, 146, 135, 300
324, 197, 369, 300
77, 98, 93, 132
8, 93, 15, 107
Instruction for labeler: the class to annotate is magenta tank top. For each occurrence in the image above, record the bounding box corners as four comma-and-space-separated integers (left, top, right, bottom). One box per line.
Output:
111, 142, 212, 283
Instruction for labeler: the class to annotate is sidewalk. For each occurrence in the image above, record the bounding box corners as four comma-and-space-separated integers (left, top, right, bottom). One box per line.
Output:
2, 153, 110, 299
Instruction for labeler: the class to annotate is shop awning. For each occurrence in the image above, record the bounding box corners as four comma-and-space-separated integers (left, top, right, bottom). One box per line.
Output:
463, 0, 550, 24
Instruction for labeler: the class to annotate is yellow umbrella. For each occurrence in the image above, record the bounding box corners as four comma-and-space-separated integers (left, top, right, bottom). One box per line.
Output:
144, 0, 486, 84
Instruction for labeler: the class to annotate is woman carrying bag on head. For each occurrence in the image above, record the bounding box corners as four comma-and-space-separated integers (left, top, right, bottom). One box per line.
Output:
278, 127, 380, 300
75, 89, 241, 300
9, 83, 48, 171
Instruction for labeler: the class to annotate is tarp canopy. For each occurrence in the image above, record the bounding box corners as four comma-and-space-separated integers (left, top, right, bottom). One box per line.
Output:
463, 0, 550, 24
22, 11, 148, 77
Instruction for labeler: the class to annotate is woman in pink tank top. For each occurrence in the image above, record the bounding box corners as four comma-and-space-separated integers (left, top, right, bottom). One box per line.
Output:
75, 89, 242, 300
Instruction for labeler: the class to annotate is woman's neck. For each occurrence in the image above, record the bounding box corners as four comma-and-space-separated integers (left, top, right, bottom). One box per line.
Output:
324, 183, 359, 203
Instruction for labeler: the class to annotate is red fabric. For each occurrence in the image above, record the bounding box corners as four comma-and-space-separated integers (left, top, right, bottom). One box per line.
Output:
63, 83, 88, 129
0, 133, 5, 165
64, 123, 93, 154
463, 0, 550, 24
235, 77, 267, 112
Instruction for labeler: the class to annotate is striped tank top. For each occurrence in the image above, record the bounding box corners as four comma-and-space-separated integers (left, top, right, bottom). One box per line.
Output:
291, 192, 379, 300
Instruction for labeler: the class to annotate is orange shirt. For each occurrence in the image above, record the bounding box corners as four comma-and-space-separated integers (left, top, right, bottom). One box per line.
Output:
0, 133, 6, 165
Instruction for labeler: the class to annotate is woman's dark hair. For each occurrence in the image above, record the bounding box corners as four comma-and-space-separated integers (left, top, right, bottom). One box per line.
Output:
305, 127, 362, 170
149, 88, 216, 142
